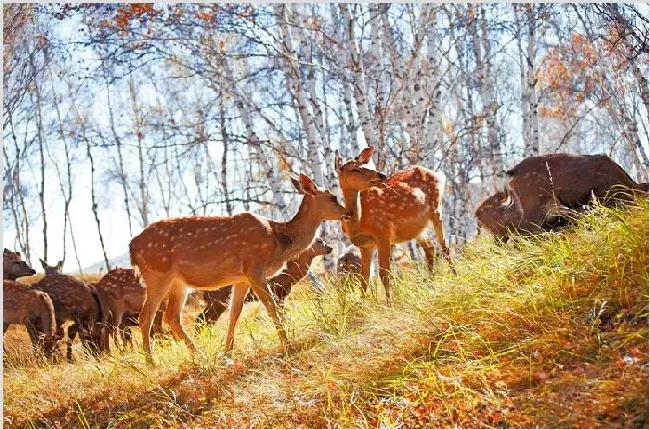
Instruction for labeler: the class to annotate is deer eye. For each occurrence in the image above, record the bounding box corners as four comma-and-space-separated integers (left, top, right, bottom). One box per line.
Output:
351, 168, 361, 173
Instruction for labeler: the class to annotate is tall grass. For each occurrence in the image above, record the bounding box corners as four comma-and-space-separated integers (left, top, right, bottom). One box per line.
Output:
3, 199, 648, 428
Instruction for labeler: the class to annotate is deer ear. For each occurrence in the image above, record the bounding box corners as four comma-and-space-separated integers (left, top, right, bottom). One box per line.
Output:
298, 174, 318, 196
356, 146, 375, 164
39, 258, 47, 269
290, 174, 303, 194
335, 150, 343, 172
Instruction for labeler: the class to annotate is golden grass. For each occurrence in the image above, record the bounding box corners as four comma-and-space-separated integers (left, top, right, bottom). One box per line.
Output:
3, 199, 648, 428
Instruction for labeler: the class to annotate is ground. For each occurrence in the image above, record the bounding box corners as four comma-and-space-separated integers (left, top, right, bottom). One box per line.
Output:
3, 200, 648, 429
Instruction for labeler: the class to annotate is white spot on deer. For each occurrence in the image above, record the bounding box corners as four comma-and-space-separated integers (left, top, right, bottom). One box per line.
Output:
412, 188, 426, 204
260, 243, 269, 249
147, 243, 153, 248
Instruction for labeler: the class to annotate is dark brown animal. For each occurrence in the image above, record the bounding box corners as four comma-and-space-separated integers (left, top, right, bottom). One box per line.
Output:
337, 246, 362, 276
335, 145, 454, 304
195, 237, 333, 327
3, 248, 36, 280
3, 280, 57, 353
130, 173, 351, 363
476, 153, 646, 241
31, 260, 107, 360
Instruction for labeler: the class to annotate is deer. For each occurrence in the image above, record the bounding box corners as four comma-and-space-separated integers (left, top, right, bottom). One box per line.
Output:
130, 173, 351, 364
3, 280, 58, 354
334, 145, 454, 304
337, 246, 362, 277
91, 268, 167, 351
196, 237, 333, 326
3, 248, 36, 280
31, 259, 108, 361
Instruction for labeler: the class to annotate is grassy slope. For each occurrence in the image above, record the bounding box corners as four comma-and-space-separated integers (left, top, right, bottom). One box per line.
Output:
3, 200, 648, 429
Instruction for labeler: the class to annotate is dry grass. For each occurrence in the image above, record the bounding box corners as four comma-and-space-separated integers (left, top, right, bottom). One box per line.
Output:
3, 200, 648, 428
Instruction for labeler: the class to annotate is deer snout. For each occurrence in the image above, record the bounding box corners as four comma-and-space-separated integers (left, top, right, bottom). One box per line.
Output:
372, 172, 388, 184
340, 211, 353, 222
29, 268, 36, 275
324, 245, 333, 254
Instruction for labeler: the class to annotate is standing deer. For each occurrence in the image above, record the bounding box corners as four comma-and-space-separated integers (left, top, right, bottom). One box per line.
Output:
3, 280, 58, 354
196, 237, 333, 326
31, 259, 107, 360
334, 146, 454, 304
3, 248, 36, 280
130, 174, 351, 363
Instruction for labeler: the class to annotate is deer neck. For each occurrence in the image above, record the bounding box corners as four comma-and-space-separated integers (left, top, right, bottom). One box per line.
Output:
273, 198, 322, 260
342, 188, 363, 234
284, 250, 316, 281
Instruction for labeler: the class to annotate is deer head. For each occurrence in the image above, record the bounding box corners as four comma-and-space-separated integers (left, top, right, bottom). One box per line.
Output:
310, 237, 333, 256
39, 258, 64, 275
290, 173, 352, 222
3, 248, 36, 280
335, 146, 388, 192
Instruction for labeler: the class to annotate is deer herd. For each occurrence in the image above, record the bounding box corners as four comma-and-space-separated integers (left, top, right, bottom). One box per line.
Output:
3, 147, 647, 364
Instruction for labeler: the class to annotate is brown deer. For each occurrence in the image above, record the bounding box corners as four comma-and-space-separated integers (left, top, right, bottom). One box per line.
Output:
335, 146, 454, 304
91, 268, 167, 350
196, 237, 333, 326
130, 173, 351, 363
31, 259, 108, 360
3, 280, 58, 353
337, 246, 362, 276
3, 248, 36, 280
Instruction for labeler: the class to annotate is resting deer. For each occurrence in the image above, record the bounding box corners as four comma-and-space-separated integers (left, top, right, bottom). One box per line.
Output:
130, 173, 351, 363
3, 248, 36, 280
3, 280, 58, 354
31, 259, 108, 360
196, 237, 333, 326
335, 146, 454, 304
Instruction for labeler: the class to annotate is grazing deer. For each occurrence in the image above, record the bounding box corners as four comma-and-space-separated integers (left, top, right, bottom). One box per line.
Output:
31, 259, 107, 360
92, 268, 168, 351
130, 173, 351, 363
3, 280, 58, 354
337, 246, 362, 276
335, 146, 454, 304
3, 248, 36, 280
196, 237, 333, 326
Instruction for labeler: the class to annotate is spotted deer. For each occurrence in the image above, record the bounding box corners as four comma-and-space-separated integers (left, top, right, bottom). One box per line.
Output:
91, 268, 167, 350
196, 237, 333, 326
31, 259, 108, 360
337, 246, 362, 276
3, 248, 36, 280
335, 146, 454, 304
3, 280, 58, 353
130, 173, 351, 363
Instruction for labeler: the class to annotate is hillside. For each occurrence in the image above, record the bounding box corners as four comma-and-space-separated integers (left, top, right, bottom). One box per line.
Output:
3, 199, 648, 429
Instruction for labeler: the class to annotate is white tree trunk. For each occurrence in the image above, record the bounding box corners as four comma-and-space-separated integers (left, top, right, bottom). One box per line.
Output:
340, 4, 379, 159
526, 3, 540, 156
224, 59, 289, 219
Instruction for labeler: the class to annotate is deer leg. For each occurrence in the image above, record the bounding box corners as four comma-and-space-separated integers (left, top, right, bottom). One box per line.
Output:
359, 246, 374, 295
67, 324, 79, 362
431, 210, 455, 274
163, 284, 196, 354
377, 240, 393, 306
247, 272, 290, 355
152, 300, 167, 337
415, 234, 436, 271
225, 283, 250, 353
111, 310, 126, 351
138, 272, 172, 365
